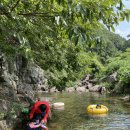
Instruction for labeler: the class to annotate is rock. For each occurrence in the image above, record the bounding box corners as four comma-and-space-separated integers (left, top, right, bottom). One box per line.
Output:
35, 84, 47, 91
82, 74, 93, 81
89, 79, 97, 84
65, 87, 76, 92
81, 74, 95, 86
81, 74, 94, 86
49, 87, 59, 93
81, 80, 88, 86
0, 52, 50, 129
86, 83, 93, 89
0, 84, 17, 101
89, 85, 101, 92
11, 81, 17, 91
27, 64, 48, 85
0, 99, 9, 111
76, 87, 89, 92
0, 53, 49, 100
17, 94, 34, 106
0, 120, 7, 130
89, 85, 107, 93
17, 83, 34, 98
39, 97, 53, 102
41, 86, 47, 91
100, 87, 106, 93
121, 95, 130, 101
77, 82, 82, 87
107, 72, 117, 82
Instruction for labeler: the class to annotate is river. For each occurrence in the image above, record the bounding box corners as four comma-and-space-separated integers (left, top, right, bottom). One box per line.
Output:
36, 92, 130, 130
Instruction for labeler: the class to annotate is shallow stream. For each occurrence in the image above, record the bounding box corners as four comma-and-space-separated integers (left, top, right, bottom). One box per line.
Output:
36, 92, 130, 130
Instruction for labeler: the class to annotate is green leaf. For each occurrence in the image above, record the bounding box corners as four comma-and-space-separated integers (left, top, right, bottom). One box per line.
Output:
50, 0, 54, 4
114, 17, 118, 24
57, 0, 61, 5
76, 4, 81, 12
74, 35, 79, 45
125, 13, 129, 22
68, 29, 74, 39
111, 26, 115, 32
119, 0, 124, 10
36, 2, 40, 10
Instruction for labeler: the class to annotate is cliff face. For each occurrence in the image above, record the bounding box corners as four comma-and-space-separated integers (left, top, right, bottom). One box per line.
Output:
0, 52, 48, 99
0, 51, 48, 129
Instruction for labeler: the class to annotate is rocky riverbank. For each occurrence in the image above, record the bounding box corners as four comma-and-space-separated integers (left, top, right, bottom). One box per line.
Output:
0, 51, 117, 130
0, 50, 109, 130
0, 51, 49, 130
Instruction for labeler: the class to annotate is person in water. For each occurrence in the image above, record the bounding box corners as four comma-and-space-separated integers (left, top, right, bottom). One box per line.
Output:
96, 104, 101, 109
29, 101, 50, 124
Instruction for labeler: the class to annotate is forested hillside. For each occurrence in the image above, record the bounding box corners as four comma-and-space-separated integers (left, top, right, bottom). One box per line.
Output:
0, 0, 130, 92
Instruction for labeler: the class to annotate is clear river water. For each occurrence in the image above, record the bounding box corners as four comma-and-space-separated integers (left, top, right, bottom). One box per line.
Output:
36, 92, 130, 130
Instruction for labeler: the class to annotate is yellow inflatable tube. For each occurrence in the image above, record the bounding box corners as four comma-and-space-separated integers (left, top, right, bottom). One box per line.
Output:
87, 104, 108, 114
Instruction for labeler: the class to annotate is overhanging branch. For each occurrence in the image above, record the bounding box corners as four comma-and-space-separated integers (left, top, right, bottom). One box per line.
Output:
11, 0, 21, 12
17, 12, 54, 17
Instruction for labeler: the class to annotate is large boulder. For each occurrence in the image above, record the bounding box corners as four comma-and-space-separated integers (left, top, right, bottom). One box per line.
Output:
82, 74, 94, 81
0, 53, 17, 101
81, 74, 94, 86
65, 87, 76, 92
26, 64, 47, 84
0, 52, 49, 99
0, 84, 16, 101
86, 83, 93, 89
17, 83, 34, 98
89, 85, 104, 92
0, 120, 8, 130
107, 72, 117, 83
22, 64, 48, 91
49, 87, 59, 93
89, 85, 107, 93
121, 95, 130, 101
76, 86, 89, 92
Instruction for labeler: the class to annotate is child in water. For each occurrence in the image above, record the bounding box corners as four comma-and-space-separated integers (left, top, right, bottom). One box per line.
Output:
27, 120, 48, 130
96, 104, 101, 109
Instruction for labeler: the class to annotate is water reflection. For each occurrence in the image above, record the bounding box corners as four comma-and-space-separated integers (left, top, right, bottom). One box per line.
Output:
88, 113, 108, 118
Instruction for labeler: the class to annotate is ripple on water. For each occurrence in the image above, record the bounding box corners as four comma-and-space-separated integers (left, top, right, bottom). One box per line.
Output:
79, 113, 130, 130
37, 92, 130, 130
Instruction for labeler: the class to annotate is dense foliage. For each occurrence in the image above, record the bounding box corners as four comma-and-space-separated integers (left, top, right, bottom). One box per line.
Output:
0, 0, 130, 90
90, 26, 126, 63
101, 48, 130, 94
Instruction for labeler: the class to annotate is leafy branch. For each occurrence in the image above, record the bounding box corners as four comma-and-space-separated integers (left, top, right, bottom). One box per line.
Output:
10, 0, 21, 12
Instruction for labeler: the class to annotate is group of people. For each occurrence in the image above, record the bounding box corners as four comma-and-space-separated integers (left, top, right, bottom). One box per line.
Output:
27, 100, 50, 130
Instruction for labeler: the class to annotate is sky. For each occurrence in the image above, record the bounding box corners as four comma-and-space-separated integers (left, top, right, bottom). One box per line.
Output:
114, 0, 130, 39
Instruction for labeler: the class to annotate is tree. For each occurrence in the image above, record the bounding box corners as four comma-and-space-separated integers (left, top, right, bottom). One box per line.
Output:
0, 0, 130, 48
0, 0, 130, 89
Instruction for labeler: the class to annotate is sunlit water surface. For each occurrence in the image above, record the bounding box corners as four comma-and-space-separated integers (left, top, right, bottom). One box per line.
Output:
36, 92, 130, 130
